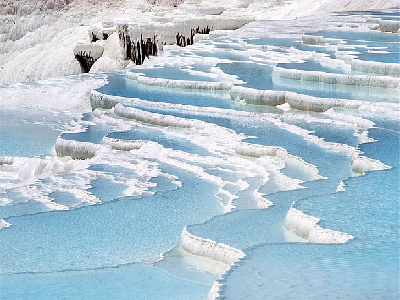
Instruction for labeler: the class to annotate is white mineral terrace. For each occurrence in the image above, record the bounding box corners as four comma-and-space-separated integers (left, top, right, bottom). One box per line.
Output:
181, 227, 245, 265
235, 142, 325, 180
350, 59, 400, 77
0, 219, 11, 229
55, 137, 104, 160
272, 66, 400, 88
114, 103, 207, 129
102, 137, 150, 151
285, 207, 354, 243
378, 19, 400, 33
126, 71, 234, 90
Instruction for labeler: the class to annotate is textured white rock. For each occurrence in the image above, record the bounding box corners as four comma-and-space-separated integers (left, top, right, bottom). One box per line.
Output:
114, 103, 207, 129
126, 71, 233, 90
102, 137, 149, 151
230, 86, 286, 106
55, 137, 103, 160
0, 219, 11, 229
285, 207, 354, 243
351, 59, 400, 77
273, 66, 400, 88
378, 19, 400, 33
181, 227, 245, 265
351, 155, 391, 174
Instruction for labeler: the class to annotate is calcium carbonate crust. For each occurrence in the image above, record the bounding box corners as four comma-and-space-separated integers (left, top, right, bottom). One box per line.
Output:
126, 71, 234, 90
181, 227, 245, 266
273, 66, 400, 88
0, 219, 11, 229
55, 137, 103, 160
285, 207, 354, 243
235, 141, 325, 180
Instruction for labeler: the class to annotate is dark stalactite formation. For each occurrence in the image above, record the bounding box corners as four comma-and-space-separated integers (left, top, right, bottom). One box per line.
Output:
119, 25, 131, 60
130, 35, 158, 65
118, 24, 212, 65
90, 30, 111, 43
119, 26, 158, 65
176, 26, 210, 47
75, 53, 96, 73
91, 32, 99, 43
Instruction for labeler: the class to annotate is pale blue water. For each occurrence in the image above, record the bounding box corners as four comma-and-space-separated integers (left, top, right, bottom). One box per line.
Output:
212, 40, 247, 51
243, 37, 299, 47
98, 75, 234, 109
306, 30, 400, 63
273, 75, 400, 103
281, 118, 360, 146
217, 62, 275, 89
362, 9, 400, 17
192, 49, 251, 61
0, 200, 50, 219
337, 41, 400, 63
277, 60, 348, 73
0, 163, 223, 274
107, 127, 212, 156
60, 125, 113, 144
308, 30, 400, 43
1, 263, 210, 300
60, 113, 114, 144
294, 43, 336, 56
130, 66, 220, 81
378, 15, 400, 20
49, 191, 82, 207
87, 176, 128, 202
218, 127, 399, 299
0, 108, 63, 157
1, 8, 399, 300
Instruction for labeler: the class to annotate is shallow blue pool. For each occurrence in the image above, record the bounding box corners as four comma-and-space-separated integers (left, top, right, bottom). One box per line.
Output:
0, 108, 62, 157
130, 65, 219, 81
98, 75, 233, 109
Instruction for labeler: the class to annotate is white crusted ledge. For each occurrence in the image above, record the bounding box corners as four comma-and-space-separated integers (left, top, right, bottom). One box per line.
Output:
273, 66, 400, 88
285, 207, 354, 244
55, 137, 103, 160
181, 227, 245, 265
